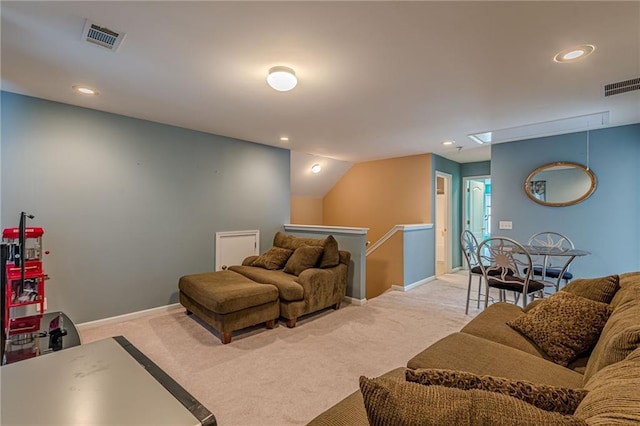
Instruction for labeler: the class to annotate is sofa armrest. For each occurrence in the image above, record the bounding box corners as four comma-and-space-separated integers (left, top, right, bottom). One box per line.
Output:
242, 256, 258, 266
296, 264, 348, 309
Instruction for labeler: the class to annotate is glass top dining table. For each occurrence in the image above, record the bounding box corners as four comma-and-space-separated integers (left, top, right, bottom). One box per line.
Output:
519, 245, 591, 291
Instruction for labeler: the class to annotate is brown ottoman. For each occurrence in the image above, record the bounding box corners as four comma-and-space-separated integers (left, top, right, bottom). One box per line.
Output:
178, 270, 279, 344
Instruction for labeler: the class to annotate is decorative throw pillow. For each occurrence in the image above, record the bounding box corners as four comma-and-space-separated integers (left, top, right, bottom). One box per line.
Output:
359, 376, 587, 426
283, 245, 324, 276
562, 275, 620, 304
507, 292, 612, 366
251, 247, 293, 270
273, 232, 340, 268
405, 368, 587, 415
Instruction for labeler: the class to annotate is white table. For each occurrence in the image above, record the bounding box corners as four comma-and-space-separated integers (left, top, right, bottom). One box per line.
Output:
0, 336, 216, 426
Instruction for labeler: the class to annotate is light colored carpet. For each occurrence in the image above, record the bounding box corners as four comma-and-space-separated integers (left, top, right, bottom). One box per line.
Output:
81, 271, 483, 425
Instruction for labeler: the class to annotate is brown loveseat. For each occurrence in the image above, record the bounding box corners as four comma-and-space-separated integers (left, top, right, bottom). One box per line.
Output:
308, 271, 640, 425
179, 232, 350, 343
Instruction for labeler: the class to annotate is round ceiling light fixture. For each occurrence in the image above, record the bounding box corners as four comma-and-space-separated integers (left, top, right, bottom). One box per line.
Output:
267, 66, 298, 92
72, 85, 99, 95
442, 140, 455, 146
554, 45, 594, 63
280, 136, 289, 141
311, 163, 322, 174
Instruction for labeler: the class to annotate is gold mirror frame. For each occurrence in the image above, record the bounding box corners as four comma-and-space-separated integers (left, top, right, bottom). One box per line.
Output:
524, 161, 597, 207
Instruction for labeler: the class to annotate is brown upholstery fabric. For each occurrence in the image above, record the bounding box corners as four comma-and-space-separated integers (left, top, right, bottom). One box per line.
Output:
178, 271, 278, 314
407, 332, 584, 389
284, 245, 324, 276
306, 368, 405, 426
583, 279, 640, 381
405, 368, 587, 415
562, 274, 620, 304
507, 292, 612, 366
359, 376, 586, 426
574, 346, 640, 424
251, 246, 293, 270
227, 265, 304, 301
461, 302, 550, 359
273, 232, 340, 268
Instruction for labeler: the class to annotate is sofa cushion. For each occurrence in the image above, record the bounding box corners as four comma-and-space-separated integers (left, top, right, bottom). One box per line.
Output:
461, 302, 549, 359
251, 247, 293, 270
407, 332, 584, 389
284, 245, 324, 276
227, 265, 304, 301
561, 274, 620, 304
507, 292, 612, 366
273, 232, 340, 268
583, 283, 640, 381
405, 368, 587, 415
359, 376, 587, 426
574, 346, 640, 424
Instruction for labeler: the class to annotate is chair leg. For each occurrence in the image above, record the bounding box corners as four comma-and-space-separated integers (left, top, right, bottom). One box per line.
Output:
476, 276, 482, 309
484, 282, 491, 308
465, 274, 472, 315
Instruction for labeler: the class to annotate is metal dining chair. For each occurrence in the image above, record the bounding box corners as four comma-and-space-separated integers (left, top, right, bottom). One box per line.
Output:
461, 230, 484, 315
477, 237, 545, 309
527, 231, 575, 293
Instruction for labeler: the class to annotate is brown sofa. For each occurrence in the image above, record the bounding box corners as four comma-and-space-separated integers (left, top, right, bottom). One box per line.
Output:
308, 271, 640, 425
179, 232, 350, 343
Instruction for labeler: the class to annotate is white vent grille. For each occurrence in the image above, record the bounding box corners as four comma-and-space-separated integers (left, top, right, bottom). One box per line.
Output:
604, 77, 640, 97
82, 19, 125, 51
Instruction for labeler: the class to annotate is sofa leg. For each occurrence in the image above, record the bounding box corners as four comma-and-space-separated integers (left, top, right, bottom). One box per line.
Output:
265, 319, 276, 329
185, 309, 193, 315
286, 318, 297, 328
333, 302, 341, 310
221, 332, 233, 344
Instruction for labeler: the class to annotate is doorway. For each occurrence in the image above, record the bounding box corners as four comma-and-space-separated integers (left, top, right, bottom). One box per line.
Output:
463, 176, 491, 245
435, 172, 452, 276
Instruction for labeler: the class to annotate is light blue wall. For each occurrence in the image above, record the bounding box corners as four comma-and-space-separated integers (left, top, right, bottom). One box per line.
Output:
1, 92, 291, 323
491, 124, 640, 278
433, 155, 462, 268
403, 226, 435, 285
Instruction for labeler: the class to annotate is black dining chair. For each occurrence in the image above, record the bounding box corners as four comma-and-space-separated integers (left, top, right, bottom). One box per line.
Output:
526, 231, 575, 293
477, 237, 545, 309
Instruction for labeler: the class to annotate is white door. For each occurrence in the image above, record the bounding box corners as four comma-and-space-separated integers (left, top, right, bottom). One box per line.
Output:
215, 230, 260, 271
435, 172, 452, 276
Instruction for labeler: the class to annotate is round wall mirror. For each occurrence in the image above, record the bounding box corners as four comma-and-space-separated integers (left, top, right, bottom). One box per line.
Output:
524, 161, 597, 207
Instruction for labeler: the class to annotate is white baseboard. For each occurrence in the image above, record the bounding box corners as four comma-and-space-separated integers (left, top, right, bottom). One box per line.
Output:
391, 275, 436, 292
344, 296, 367, 306
77, 303, 182, 331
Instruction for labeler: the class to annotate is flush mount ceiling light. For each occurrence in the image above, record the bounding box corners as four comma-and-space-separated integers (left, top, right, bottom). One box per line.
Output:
72, 85, 98, 95
442, 140, 455, 146
267, 66, 298, 92
280, 136, 289, 141
554, 45, 594, 63
311, 163, 322, 174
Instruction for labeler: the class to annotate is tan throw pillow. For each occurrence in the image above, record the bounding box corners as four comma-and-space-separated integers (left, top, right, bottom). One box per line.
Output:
574, 346, 640, 424
273, 232, 340, 268
507, 292, 612, 366
251, 247, 293, 270
405, 368, 587, 415
283, 246, 324, 276
359, 376, 587, 426
562, 275, 620, 304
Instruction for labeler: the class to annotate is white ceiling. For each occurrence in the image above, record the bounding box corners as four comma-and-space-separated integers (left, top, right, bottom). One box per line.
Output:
2, 1, 639, 197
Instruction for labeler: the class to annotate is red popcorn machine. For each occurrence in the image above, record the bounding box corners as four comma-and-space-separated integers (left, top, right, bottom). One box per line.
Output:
1, 213, 49, 363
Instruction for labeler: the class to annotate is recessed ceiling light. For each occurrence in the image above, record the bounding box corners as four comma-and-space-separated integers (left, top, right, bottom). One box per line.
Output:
267, 66, 298, 92
554, 45, 594, 63
280, 136, 289, 141
72, 85, 98, 95
311, 163, 321, 174
442, 140, 455, 146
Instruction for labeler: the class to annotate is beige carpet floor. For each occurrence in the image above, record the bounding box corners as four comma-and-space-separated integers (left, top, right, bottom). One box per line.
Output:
80, 271, 483, 425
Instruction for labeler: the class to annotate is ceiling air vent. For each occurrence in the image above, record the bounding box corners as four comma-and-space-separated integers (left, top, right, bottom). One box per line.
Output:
604, 77, 640, 97
82, 19, 125, 51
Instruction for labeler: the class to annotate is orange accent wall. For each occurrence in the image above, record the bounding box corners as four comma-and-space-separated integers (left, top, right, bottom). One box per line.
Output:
323, 154, 433, 243
323, 154, 433, 299
290, 196, 323, 225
